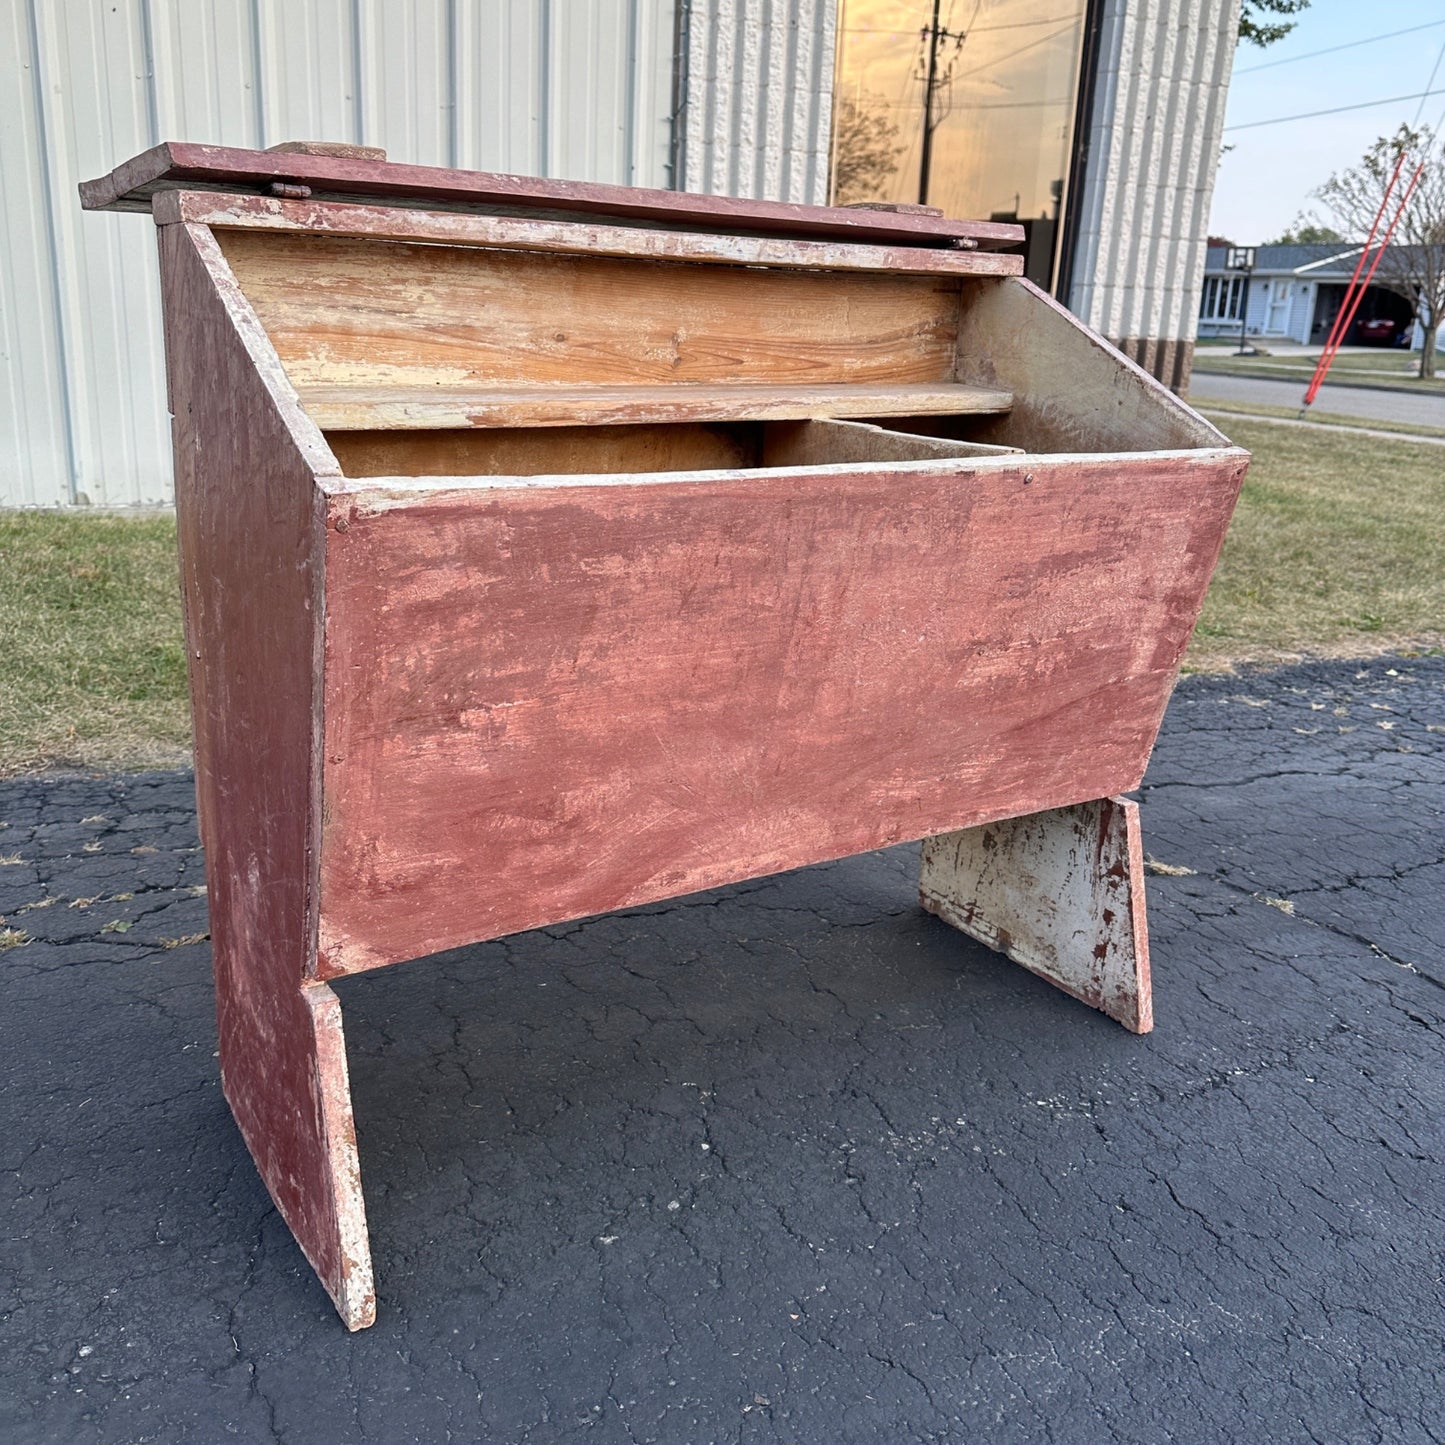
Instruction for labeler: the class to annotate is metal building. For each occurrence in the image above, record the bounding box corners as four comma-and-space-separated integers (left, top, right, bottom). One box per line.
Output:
1, 0, 1235, 508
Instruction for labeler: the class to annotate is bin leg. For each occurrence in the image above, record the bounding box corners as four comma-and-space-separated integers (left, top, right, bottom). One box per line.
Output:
216, 974, 376, 1329
919, 796, 1152, 1033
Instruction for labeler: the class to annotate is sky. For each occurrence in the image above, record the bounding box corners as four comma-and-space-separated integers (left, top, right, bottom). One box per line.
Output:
1209, 0, 1445, 243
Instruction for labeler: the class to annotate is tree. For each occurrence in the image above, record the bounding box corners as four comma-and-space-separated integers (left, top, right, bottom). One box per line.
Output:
1267, 219, 1344, 245
1318, 124, 1445, 377
831, 91, 905, 206
1239, 0, 1310, 47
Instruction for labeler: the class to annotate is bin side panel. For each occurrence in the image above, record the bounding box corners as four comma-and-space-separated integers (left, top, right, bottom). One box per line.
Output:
954, 277, 1228, 454
317, 453, 1244, 977
160, 222, 371, 1320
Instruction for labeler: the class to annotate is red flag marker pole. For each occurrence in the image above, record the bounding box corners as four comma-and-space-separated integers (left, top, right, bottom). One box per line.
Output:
1302, 150, 1410, 412
1304, 162, 1424, 410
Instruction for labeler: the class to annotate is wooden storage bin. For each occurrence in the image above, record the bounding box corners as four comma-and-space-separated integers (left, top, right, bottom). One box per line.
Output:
84, 145, 1248, 1328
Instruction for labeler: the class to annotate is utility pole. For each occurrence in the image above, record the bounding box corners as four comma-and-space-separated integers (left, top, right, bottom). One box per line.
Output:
917, 0, 966, 207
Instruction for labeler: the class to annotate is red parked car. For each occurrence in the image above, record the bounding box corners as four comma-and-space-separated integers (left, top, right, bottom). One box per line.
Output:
1355, 317, 1399, 345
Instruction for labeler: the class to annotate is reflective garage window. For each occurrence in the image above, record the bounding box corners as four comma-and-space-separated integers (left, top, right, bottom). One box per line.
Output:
831, 0, 1090, 292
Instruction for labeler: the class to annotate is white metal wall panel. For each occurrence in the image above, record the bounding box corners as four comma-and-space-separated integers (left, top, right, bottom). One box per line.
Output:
1068, 0, 1241, 365
147, 3, 263, 147
2, 0, 676, 508
256, 0, 360, 146
680, 0, 835, 205
0, 1, 71, 505
355, 0, 452, 165
31, 0, 173, 507
455, 2, 548, 175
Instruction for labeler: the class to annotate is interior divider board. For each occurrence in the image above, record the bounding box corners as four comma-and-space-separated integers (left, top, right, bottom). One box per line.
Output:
216, 230, 966, 394
157, 193, 1025, 279
298, 382, 1015, 432
759, 419, 1023, 466
325, 419, 1022, 481
326, 423, 760, 479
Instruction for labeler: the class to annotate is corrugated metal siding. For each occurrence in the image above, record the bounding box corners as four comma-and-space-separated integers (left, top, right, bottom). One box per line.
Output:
1068, 0, 1241, 375
1, 2, 72, 505
2, 0, 675, 507
678, 0, 835, 204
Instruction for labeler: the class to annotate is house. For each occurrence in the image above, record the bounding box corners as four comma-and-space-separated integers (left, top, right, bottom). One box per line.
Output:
1199, 243, 1417, 346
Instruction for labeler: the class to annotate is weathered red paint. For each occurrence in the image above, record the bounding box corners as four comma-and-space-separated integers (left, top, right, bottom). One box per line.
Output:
160, 221, 374, 1329
314, 451, 1241, 978
81, 141, 1025, 250
151, 189, 1027, 280
84, 146, 1249, 1328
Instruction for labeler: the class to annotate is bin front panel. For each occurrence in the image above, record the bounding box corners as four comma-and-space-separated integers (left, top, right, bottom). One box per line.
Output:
315, 452, 1243, 977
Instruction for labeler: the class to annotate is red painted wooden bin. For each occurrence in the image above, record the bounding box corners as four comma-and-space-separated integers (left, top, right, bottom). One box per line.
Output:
83, 143, 1248, 1328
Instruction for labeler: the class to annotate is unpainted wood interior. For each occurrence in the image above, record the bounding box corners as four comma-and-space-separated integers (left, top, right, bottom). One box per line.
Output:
218, 226, 1220, 460
326, 419, 1019, 480
219, 229, 964, 394
950, 277, 1226, 454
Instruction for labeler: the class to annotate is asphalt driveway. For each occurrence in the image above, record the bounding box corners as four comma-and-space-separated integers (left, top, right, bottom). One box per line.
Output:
2, 656, 1443, 1444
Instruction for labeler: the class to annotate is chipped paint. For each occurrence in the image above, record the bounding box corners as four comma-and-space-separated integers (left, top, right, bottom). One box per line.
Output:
920, 797, 1153, 1034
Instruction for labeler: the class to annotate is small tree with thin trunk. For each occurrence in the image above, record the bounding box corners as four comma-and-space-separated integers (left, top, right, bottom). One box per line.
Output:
830, 91, 905, 206
1318, 124, 1445, 378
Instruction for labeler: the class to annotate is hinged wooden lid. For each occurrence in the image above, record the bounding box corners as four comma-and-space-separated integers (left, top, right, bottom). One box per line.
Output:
79, 142, 1024, 251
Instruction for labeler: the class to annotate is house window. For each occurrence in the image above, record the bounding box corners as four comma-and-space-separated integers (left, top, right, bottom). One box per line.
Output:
1200, 275, 1245, 322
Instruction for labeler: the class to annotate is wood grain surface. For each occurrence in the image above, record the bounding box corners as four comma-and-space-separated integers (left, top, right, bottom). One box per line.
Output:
218, 230, 965, 395
326, 423, 759, 479
324, 419, 1015, 481
316, 450, 1246, 977
953, 277, 1233, 455
298, 381, 1014, 432
156, 191, 1025, 278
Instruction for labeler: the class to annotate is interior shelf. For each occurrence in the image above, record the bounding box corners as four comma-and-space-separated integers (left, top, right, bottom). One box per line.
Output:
298, 381, 1015, 431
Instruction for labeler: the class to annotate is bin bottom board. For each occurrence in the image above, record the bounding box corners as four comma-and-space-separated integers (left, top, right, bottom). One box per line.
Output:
316, 456, 1242, 976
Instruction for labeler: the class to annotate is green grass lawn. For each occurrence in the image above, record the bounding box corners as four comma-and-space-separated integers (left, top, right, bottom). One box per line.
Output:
0, 512, 190, 775
1194, 397, 1445, 441
2, 416, 1442, 773
1193, 348, 1445, 392
1189, 418, 1445, 668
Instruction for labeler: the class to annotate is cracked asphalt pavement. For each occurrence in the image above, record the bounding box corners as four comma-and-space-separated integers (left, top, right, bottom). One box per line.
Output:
2, 655, 1443, 1444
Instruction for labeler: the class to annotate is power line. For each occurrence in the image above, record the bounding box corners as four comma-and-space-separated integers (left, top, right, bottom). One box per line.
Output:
1413, 37, 1445, 126
841, 12, 1082, 39
955, 95, 1073, 112
955, 21, 1079, 82
1234, 19, 1445, 75
1224, 88, 1445, 132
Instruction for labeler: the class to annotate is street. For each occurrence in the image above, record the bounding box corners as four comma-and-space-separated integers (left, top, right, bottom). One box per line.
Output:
1189, 369, 1445, 429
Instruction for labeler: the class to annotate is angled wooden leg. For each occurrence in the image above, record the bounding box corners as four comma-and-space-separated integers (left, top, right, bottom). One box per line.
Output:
919, 796, 1152, 1033
159, 222, 376, 1328
216, 973, 376, 1329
